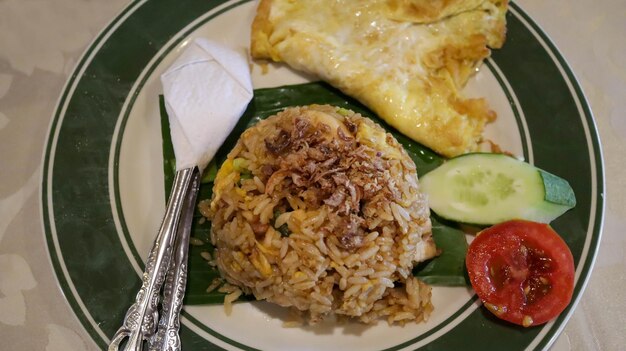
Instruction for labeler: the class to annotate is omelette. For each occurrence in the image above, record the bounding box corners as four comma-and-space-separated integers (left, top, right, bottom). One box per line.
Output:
250, 0, 508, 157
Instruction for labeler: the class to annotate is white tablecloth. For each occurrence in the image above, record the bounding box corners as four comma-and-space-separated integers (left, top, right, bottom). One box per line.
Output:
0, 0, 624, 349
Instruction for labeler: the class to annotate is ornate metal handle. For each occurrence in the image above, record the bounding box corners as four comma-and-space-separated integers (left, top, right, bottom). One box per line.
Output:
149, 169, 200, 351
108, 167, 198, 351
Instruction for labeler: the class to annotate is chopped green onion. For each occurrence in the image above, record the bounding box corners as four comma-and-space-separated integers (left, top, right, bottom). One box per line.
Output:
336, 107, 351, 116
278, 224, 290, 237
233, 158, 249, 172
273, 209, 290, 237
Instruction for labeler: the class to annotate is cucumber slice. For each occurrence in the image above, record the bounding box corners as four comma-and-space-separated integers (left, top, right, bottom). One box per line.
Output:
420, 153, 576, 225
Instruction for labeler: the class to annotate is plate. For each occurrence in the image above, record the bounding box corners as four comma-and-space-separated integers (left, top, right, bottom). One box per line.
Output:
42, 1, 604, 350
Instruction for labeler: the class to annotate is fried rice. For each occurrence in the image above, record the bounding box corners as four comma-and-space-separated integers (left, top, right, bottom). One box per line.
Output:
200, 104, 438, 325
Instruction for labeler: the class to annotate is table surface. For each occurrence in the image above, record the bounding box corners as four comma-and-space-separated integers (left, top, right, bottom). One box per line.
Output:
1, 0, 624, 350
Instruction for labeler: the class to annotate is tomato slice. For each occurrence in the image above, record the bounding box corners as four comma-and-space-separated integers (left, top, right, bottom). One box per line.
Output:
466, 220, 575, 327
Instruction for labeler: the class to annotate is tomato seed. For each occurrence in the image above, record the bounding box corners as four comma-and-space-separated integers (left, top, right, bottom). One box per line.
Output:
522, 315, 534, 327
488, 259, 512, 289
523, 276, 552, 304
484, 302, 506, 316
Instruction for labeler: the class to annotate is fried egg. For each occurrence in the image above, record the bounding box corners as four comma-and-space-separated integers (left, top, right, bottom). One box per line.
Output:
251, 0, 508, 157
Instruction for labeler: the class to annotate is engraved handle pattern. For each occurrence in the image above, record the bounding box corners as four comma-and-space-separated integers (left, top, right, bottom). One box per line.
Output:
108, 168, 195, 351
149, 263, 187, 351
150, 170, 200, 351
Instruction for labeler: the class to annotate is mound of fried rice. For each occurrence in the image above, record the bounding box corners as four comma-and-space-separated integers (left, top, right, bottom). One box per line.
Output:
201, 104, 438, 325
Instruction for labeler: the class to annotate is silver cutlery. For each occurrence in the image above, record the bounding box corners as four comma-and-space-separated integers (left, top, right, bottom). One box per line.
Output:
109, 167, 200, 351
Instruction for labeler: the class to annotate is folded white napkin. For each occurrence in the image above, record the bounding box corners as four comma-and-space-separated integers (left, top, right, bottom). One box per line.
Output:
161, 38, 253, 172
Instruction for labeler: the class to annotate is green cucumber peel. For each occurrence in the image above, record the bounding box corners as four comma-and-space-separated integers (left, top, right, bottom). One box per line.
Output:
539, 168, 576, 207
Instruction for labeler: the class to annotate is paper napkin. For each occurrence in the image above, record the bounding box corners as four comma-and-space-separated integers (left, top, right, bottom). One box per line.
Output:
161, 38, 253, 172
